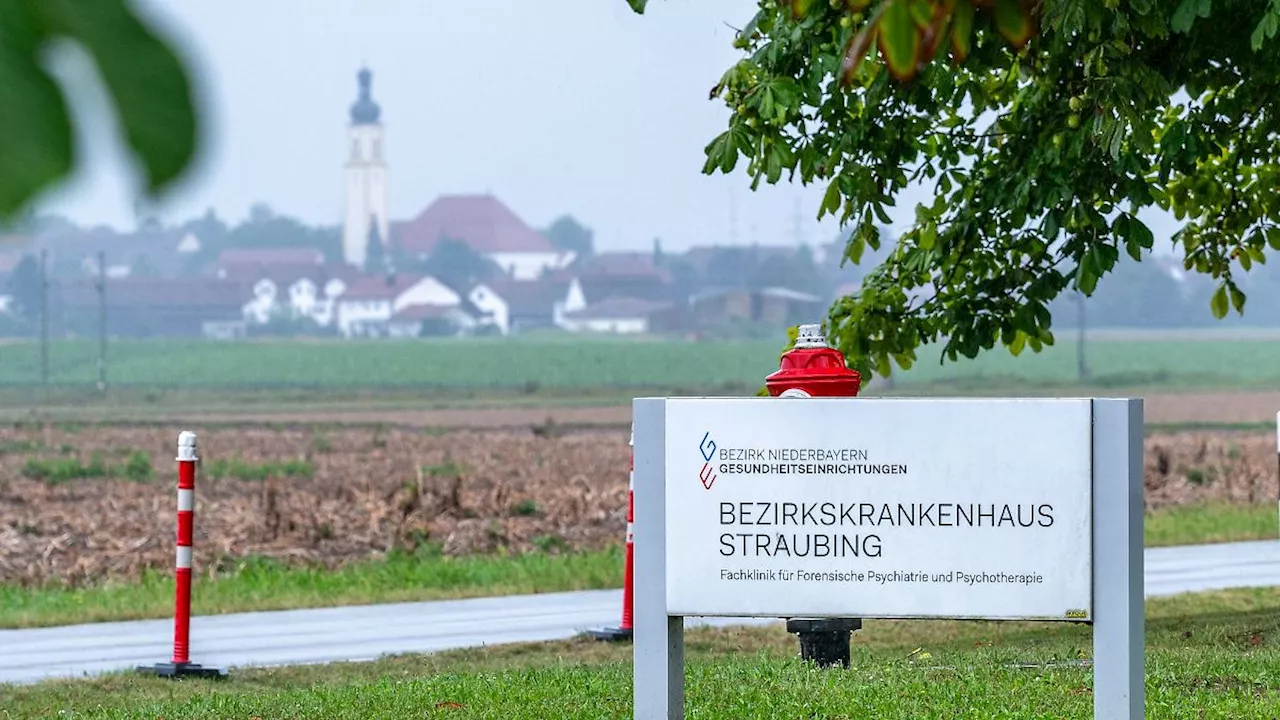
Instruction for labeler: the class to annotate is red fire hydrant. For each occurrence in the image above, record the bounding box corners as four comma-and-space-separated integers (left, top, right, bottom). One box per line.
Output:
765, 323, 862, 399
766, 323, 863, 669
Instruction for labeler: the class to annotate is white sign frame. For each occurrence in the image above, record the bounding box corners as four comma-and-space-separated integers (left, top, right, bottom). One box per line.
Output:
632, 397, 1143, 720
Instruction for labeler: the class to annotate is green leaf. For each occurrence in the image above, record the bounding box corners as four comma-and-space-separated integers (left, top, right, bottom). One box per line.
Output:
908, 0, 935, 28
791, 0, 818, 18
38, 0, 199, 194
0, 10, 75, 218
847, 232, 867, 264
919, 223, 937, 249
1266, 227, 1280, 251
842, 24, 879, 85
1171, 0, 1211, 33
1229, 284, 1246, 313
950, 0, 974, 62
1076, 253, 1100, 295
820, 180, 842, 219
1010, 330, 1027, 356
765, 144, 784, 183
877, 0, 922, 82
993, 0, 1034, 49
1252, 9, 1279, 50
626, 0, 648, 12
1209, 283, 1228, 319
702, 130, 740, 175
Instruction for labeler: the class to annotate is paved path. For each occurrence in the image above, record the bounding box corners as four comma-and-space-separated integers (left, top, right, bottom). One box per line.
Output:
3, 539, 1279, 686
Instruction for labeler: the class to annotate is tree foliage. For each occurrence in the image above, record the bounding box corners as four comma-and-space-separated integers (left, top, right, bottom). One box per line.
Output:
630, 0, 1280, 378
423, 238, 500, 291
364, 219, 387, 274
0, 0, 199, 222
542, 215, 595, 257
6, 254, 42, 321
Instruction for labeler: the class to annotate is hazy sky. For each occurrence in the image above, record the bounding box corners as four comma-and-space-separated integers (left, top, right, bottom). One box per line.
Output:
36, 0, 1179, 254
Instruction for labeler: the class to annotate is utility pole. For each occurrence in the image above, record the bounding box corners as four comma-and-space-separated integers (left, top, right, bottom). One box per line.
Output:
1075, 291, 1090, 382
96, 250, 106, 393
39, 249, 48, 405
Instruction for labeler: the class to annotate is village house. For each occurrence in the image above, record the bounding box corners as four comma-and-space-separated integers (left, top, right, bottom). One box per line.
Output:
560, 296, 681, 335
390, 194, 576, 281
574, 251, 675, 304
51, 276, 252, 339
333, 273, 474, 338
689, 286, 825, 329
467, 276, 587, 335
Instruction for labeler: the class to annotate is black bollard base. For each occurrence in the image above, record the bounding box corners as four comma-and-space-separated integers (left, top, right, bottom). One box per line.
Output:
587, 626, 634, 643
136, 661, 228, 679
786, 618, 862, 669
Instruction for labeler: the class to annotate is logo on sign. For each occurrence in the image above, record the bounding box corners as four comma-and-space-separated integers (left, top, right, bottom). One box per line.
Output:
698, 431, 717, 490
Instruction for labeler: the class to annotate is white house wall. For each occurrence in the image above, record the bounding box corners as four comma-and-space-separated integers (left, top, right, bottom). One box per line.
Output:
561, 316, 648, 334
467, 284, 510, 335
553, 278, 588, 328
336, 298, 393, 337
486, 251, 575, 281
391, 277, 462, 313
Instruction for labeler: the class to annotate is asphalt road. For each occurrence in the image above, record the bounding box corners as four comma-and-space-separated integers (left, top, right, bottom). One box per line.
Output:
2, 539, 1278, 686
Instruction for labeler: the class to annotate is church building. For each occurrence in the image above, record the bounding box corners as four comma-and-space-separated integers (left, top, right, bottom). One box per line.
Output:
339, 68, 575, 280
342, 68, 390, 269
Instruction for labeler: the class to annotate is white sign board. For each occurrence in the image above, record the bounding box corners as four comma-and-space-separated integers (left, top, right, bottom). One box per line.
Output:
663, 397, 1093, 621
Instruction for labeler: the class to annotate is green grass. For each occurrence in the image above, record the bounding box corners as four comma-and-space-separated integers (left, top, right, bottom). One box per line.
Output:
0, 546, 624, 629
1, 332, 1279, 394
1, 503, 1274, 631
3, 587, 1278, 719
1145, 502, 1279, 547
20, 450, 153, 484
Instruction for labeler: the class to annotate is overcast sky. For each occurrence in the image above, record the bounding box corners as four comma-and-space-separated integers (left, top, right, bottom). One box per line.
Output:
35, 0, 1179, 254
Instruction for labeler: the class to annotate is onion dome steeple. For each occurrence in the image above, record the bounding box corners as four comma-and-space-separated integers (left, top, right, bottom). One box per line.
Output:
349, 67, 381, 125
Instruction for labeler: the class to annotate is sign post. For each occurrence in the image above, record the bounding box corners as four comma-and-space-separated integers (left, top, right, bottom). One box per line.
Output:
632, 396, 1143, 720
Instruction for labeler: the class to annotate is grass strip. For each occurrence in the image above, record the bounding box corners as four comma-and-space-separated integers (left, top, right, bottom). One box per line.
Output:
1, 503, 1275, 631
0, 546, 623, 629
1144, 502, 1278, 547
3, 587, 1278, 718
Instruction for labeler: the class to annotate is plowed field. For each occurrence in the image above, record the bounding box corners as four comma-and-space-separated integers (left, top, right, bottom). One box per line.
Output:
0, 425, 1275, 587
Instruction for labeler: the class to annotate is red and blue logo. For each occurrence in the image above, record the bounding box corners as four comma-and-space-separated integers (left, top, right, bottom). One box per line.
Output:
699, 431, 717, 490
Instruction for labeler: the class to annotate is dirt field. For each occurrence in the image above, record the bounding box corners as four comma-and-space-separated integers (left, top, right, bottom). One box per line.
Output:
90, 390, 1280, 430
1, 423, 1277, 588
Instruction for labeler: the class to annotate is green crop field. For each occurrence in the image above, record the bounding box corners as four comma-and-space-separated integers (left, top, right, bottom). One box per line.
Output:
0, 329, 1278, 393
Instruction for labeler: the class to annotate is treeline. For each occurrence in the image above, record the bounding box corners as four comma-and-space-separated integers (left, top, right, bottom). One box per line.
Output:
1046, 254, 1280, 329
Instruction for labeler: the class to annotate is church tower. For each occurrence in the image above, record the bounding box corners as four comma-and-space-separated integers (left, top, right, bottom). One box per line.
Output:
342, 67, 389, 268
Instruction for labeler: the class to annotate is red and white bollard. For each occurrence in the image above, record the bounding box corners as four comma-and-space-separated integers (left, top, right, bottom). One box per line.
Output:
138, 431, 226, 678
589, 428, 634, 642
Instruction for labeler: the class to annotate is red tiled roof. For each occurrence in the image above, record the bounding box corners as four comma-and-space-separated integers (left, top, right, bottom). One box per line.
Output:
581, 252, 673, 283
394, 195, 555, 255
479, 277, 570, 314
340, 273, 424, 301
